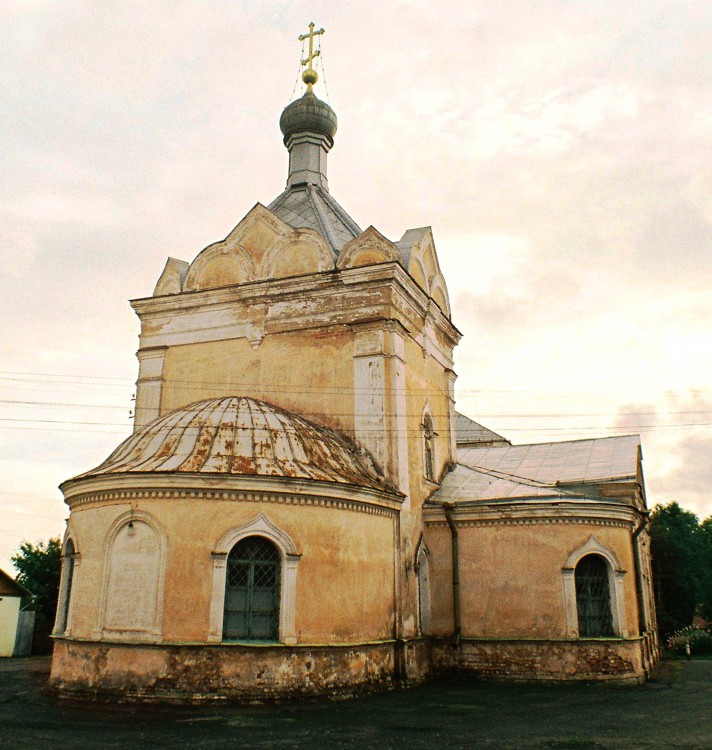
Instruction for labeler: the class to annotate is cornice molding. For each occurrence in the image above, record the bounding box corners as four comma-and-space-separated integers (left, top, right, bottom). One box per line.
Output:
131, 263, 461, 352
423, 499, 637, 528
62, 473, 403, 518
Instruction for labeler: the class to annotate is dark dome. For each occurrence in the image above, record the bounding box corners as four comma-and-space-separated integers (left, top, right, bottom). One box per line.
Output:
279, 92, 337, 146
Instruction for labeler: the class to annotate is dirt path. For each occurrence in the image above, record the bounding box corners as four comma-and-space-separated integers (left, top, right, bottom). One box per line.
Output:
1, 658, 710, 749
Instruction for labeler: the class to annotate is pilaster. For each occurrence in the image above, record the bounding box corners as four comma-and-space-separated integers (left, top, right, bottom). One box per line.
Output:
134, 346, 167, 429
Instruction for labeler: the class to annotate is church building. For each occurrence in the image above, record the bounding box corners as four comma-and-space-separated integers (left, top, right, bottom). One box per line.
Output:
49, 26, 659, 701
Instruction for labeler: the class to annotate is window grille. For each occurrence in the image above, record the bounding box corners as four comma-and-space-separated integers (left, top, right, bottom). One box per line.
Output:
575, 554, 614, 637
223, 536, 281, 640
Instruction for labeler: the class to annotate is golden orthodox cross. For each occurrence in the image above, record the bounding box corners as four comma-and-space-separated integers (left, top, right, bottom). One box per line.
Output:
298, 22, 324, 91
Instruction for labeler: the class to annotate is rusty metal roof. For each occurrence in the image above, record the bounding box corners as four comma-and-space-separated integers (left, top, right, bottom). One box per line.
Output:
77, 397, 386, 490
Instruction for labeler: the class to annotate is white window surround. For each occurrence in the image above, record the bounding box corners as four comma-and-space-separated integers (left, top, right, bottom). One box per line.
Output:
561, 535, 628, 638
209, 513, 300, 646
53, 534, 80, 637
94, 510, 167, 642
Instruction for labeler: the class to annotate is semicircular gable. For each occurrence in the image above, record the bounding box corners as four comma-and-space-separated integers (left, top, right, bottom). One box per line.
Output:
429, 274, 451, 316
183, 243, 256, 291
408, 256, 429, 292
421, 242, 437, 281
258, 229, 334, 280
336, 231, 403, 270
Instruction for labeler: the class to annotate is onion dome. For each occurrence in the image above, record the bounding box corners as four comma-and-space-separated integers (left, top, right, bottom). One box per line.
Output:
76, 397, 385, 490
279, 92, 337, 148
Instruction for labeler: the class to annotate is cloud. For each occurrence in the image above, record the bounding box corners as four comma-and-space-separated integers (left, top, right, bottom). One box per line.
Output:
2, 0, 712, 567
649, 432, 712, 519
3, 194, 122, 225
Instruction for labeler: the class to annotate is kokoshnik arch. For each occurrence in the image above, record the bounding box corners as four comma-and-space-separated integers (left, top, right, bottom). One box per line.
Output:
49, 24, 659, 701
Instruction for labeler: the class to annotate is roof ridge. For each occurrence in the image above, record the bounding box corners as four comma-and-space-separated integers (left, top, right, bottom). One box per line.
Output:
306, 184, 340, 252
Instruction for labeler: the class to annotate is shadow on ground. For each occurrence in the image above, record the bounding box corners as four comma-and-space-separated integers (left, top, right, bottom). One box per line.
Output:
1, 658, 710, 749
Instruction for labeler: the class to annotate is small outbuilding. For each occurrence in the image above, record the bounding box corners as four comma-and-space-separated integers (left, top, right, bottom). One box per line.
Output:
0, 569, 34, 657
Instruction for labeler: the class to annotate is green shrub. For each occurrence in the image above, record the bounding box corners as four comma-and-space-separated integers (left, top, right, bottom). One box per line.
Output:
666, 626, 712, 656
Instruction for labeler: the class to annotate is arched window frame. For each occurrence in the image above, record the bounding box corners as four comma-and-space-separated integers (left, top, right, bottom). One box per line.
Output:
53, 532, 80, 637
422, 407, 436, 482
95, 510, 167, 642
209, 513, 300, 645
415, 536, 432, 636
561, 535, 627, 638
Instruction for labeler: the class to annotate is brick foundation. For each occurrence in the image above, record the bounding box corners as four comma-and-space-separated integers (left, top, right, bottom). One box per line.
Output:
50, 637, 432, 702
433, 637, 652, 683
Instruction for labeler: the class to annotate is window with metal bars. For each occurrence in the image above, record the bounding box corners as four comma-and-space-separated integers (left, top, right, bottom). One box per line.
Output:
575, 554, 614, 637
223, 536, 281, 641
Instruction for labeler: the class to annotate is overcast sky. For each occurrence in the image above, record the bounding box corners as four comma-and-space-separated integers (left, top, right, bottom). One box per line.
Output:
2, 1, 711, 573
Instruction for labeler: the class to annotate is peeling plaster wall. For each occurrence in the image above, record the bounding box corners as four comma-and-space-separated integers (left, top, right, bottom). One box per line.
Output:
62, 497, 396, 645
432, 638, 646, 683
160, 329, 355, 438
426, 520, 642, 640
50, 639, 417, 701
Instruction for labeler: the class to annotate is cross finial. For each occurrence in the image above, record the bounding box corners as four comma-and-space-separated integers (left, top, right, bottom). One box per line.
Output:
298, 22, 324, 92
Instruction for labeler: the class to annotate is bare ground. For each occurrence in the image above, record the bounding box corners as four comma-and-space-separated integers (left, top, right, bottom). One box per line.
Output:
1, 657, 710, 749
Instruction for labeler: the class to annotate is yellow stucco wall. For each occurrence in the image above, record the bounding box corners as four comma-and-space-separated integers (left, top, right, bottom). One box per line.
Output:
403, 335, 453, 504
0, 596, 20, 656
66, 498, 395, 644
426, 522, 640, 639
161, 329, 356, 438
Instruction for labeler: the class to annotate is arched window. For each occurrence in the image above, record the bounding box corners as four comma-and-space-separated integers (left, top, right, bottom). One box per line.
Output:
416, 541, 432, 636
575, 554, 614, 637
54, 539, 75, 635
423, 414, 435, 481
223, 536, 281, 640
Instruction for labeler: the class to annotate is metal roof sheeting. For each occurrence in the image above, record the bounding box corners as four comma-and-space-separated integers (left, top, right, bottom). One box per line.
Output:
78, 397, 385, 490
455, 412, 511, 446
457, 435, 640, 484
268, 183, 362, 253
433, 435, 641, 504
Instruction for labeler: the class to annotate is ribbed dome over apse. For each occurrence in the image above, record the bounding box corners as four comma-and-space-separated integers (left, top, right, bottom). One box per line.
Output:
77, 397, 385, 490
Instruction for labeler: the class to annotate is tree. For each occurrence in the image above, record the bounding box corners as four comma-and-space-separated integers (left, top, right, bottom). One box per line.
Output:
648, 503, 709, 638
11, 538, 62, 625
699, 517, 712, 621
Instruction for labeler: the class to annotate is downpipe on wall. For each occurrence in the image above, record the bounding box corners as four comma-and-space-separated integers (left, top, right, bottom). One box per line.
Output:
442, 502, 461, 645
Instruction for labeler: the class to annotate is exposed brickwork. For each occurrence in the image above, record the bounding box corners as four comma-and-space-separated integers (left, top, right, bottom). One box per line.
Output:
50, 639, 432, 702
432, 638, 647, 683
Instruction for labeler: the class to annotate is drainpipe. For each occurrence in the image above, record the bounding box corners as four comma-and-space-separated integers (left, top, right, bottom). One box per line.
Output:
442, 502, 461, 644
632, 510, 650, 637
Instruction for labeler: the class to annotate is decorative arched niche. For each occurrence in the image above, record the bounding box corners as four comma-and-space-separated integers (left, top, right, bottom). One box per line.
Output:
209, 513, 301, 645
415, 537, 432, 636
561, 535, 627, 638
53, 532, 80, 637
96, 510, 167, 642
